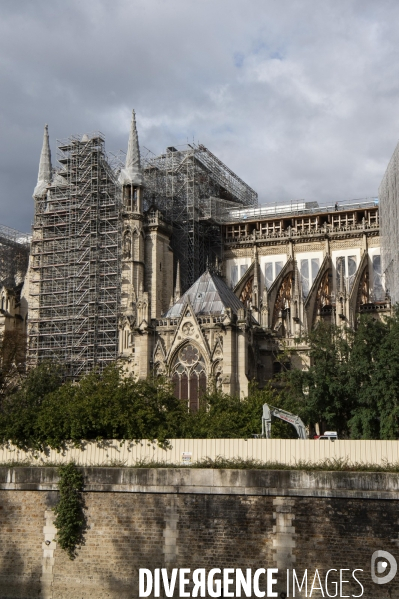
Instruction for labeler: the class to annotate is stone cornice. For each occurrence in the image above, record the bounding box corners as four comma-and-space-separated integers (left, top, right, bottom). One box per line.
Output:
1, 467, 398, 500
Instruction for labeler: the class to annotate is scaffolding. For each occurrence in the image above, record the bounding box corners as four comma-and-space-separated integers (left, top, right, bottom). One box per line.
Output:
142, 143, 257, 291
0, 224, 30, 287
379, 142, 399, 303
28, 133, 121, 378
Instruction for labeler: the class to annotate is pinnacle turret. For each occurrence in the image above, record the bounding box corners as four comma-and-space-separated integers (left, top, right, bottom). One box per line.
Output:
293, 263, 300, 298
252, 246, 259, 311
119, 109, 143, 186
33, 124, 52, 198
174, 261, 181, 301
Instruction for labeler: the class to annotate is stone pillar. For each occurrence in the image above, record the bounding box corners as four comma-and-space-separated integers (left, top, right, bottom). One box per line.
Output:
136, 332, 152, 379
272, 497, 297, 597
222, 325, 236, 396
163, 497, 179, 566
41, 509, 57, 599
146, 225, 173, 320
237, 324, 248, 397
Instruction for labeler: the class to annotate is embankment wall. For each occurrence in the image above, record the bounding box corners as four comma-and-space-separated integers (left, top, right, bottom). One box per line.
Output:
0, 468, 398, 598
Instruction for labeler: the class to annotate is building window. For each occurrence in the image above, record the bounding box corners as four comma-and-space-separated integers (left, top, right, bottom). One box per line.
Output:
123, 185, 132, 208
300, 258, 320, 298
231, 265, 238, 287
332, 212, 356, 228
295, 217, 318, 231
372, 254, 384, 301
226, 224, 247, 239
336, 255, 357, 293
260, 221, 282, 235
230, 263, 249, 288
368, 209, 378, 225
240, 263, 249, 280
133, 187, 138, 211
171, 344, 207, 411
265, 261, 283, 289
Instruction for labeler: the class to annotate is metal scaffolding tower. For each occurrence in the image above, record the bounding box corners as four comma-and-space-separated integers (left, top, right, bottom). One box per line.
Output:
142, 143, 258, 291
379, 142, 399, 303
28, 133, 121, 378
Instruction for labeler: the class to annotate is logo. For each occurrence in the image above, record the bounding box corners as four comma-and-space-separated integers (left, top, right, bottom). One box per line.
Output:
371, 550, 397, 585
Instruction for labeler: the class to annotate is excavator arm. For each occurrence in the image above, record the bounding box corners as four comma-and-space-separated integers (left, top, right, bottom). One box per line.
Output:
261, 403, 307, 439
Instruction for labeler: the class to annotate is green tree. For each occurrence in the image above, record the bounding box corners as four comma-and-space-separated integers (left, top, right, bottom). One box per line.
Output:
280, 322, 354, 437
346, 316, 387, 439
0, 329, 27, 399
281, 313, 399, 440
35, 365, 188, 448
348, 311, 399, 439
0, 361, 64, 449
184, 383, 277, 438
373, 312, 399, 438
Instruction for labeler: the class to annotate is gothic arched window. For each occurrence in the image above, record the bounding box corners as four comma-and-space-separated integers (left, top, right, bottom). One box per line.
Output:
133, 230, 139, 260
171, 344, 207, 412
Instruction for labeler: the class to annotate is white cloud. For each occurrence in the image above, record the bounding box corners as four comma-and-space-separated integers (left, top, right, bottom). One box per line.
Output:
0, 0, 399, 228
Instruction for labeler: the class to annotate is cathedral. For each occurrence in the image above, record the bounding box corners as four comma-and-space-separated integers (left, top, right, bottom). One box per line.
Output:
3, 111, 391, 406
117, 112, 389, 405
117, 112, 255, 399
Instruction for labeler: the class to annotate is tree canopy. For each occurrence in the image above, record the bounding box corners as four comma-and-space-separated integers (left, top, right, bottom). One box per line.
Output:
279, 311, 399, 440
0, 311, 399, 448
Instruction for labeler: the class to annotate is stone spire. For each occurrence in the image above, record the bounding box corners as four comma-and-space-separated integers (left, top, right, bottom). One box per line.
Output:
119, 109, 144, 186
293, 263, 300, 298
252, 246, 259, 311
174, 261, 181, 302
261, 287, 269, 328
33, 124, 52, 198
292, 264, 301, 325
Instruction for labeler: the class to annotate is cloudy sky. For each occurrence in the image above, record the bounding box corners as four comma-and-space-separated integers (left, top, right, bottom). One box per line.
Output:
1, 0, 399, 232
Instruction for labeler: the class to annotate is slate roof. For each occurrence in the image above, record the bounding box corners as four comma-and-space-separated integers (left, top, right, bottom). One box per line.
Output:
163, 270, 245, 318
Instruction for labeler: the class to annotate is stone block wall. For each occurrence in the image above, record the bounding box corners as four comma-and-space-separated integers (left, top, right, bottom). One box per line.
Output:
0, 468, 398, 597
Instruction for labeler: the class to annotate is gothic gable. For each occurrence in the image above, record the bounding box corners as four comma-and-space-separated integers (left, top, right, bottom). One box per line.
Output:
267, 257, 294, 325
166, 301, 211, 367
304, 254, 332, 329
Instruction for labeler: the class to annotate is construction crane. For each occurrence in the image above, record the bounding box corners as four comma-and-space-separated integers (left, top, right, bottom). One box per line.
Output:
261, 404, 307, 439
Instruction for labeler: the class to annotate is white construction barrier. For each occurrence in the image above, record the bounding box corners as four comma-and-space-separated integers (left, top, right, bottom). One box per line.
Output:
0, 438, 398, 466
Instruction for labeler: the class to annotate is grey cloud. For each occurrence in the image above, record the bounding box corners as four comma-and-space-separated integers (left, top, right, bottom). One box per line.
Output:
1, 0, 399, 230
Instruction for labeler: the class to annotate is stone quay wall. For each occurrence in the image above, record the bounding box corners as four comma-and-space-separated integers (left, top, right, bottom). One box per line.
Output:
0, 467, 399, 598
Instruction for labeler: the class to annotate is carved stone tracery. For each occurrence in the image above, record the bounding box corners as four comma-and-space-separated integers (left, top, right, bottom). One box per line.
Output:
314, 269, 332, 325
182, 322, 195, 336
272, 272, 293, 329
171, 343, 207, 412
240, 275, 254, 308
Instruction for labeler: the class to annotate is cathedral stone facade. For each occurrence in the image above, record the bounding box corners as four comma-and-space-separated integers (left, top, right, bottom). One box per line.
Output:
116, 113, 389, 405
17, 111, 391, 404
117, 113, 256, 400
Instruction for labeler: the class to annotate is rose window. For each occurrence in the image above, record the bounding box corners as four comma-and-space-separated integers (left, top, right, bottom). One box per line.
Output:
180, 344, 199, 365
